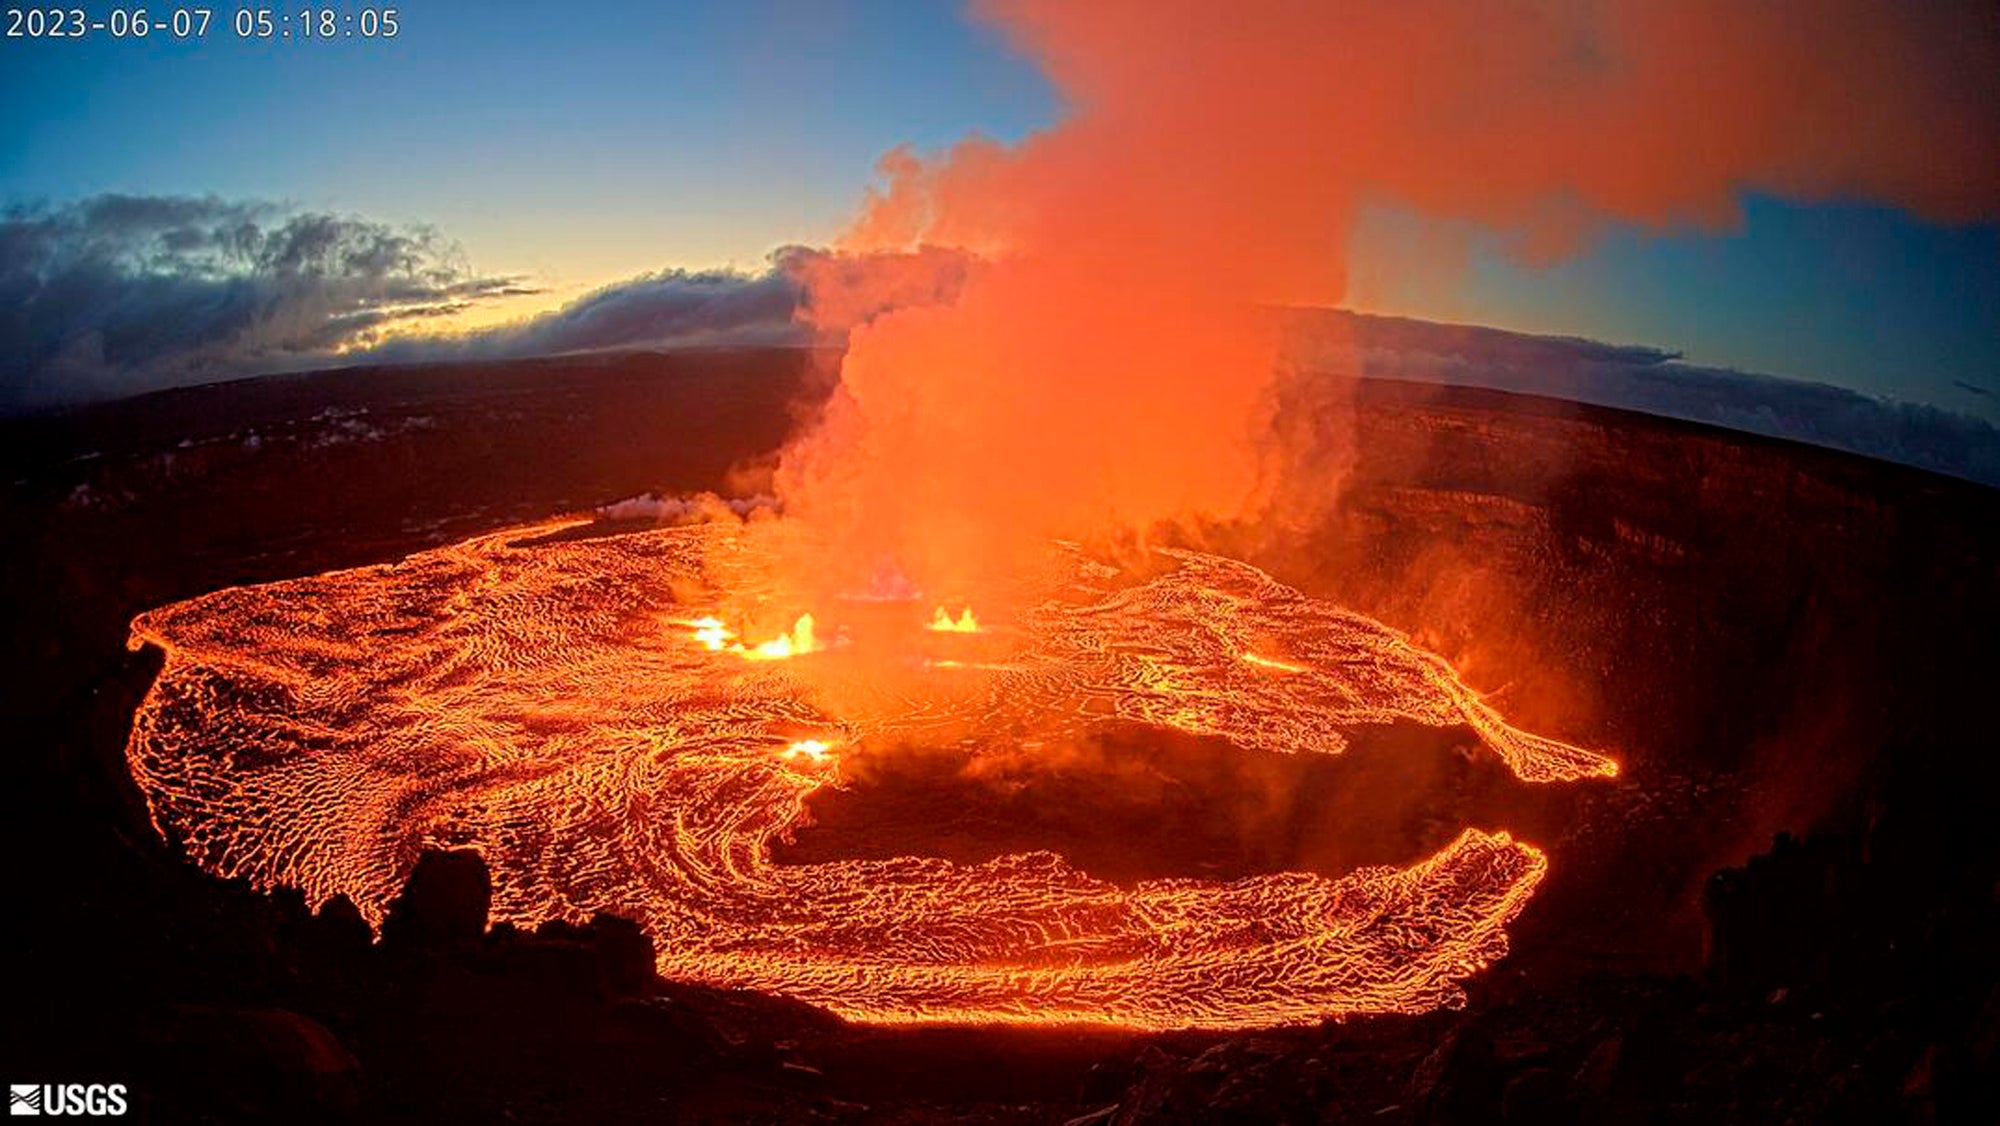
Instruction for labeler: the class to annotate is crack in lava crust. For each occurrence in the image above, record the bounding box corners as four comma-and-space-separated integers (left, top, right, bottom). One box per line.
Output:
125, 520, 1617, 1030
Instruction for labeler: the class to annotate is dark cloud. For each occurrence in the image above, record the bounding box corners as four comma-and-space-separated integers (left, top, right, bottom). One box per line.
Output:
361, 244, 971, 365
0, 196, 972, 410
362, 256, 809, 365
0, 194, 532, 409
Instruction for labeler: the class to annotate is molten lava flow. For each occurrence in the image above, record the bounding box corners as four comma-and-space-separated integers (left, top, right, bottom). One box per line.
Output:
687, 616, 734, 650
782, 738, 837, 765
125, 520, 1615, 1030
744, 613, 818, 661
928, 606, 979, 632
684, 613, 820, 660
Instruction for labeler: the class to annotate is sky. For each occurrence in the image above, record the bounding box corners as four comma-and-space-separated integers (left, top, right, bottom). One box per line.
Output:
1, 2, 1058, 297
2, 0, 1996, 419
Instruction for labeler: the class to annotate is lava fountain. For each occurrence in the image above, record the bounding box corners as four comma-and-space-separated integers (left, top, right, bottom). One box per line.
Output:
125, 516, 1614, 1030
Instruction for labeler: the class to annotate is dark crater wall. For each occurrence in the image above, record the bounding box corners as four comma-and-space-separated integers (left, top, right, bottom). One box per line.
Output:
1232, 376, 2000, 973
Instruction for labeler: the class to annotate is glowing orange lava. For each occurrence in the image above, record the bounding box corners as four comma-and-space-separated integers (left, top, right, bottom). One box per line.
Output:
1240, 651, 1308, 673
928, 606, 980, 632
681, 612, 820, 660
125, 519, 1615, 1030
782, 738, 838, 765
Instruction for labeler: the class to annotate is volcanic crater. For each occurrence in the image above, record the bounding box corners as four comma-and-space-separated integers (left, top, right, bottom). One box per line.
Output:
123, 513, 1615, 1030
12, 349, 1996, 1121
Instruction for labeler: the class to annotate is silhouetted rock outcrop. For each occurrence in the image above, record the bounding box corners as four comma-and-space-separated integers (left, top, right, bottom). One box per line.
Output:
1703, 830, 1842, 994
582, 912, 657, 996
379, 849, 491, 958
308, 893, 373, 959
489, 911, 661, 1000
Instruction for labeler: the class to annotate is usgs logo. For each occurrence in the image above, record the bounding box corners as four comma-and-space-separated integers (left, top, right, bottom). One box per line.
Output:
8, 1085, 127, 1117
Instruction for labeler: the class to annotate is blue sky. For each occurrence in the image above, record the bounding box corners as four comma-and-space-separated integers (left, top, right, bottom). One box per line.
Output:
1353, 196, 2000, 420
2, 1, 1059, 279
4, 0, 1995, 418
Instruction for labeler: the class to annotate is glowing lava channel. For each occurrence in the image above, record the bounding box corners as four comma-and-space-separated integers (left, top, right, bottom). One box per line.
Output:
125, 519, 1616, 1030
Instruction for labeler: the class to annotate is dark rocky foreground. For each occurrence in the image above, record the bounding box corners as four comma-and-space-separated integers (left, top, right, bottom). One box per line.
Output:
3, 348, 1996, 1123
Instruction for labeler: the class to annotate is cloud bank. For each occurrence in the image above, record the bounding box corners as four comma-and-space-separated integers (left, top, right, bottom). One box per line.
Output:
0, 200, 977, 410
363, 261, 807, 365
362, 244, 971, 366
0, 195, 537, 409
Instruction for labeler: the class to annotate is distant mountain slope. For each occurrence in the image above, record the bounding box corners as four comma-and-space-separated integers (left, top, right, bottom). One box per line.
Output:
10, 303, 1993, 490
1285, 309, 2000, 489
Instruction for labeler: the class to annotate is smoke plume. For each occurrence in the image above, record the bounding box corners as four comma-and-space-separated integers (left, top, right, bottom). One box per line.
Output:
776, 0, 2000, 591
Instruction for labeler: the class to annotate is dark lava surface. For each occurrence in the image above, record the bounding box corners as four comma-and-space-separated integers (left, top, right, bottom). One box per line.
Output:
3, 348, 1996, 1123
776, 722, 1571, 887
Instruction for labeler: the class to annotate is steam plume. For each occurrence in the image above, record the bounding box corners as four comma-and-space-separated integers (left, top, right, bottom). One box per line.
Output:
777, 0, 2000, 590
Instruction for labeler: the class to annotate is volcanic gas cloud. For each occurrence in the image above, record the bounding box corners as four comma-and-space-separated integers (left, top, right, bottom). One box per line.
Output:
123, 2, 1995, 1029
780, 0, 1998, 595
